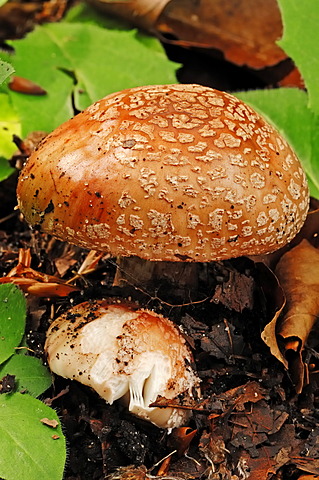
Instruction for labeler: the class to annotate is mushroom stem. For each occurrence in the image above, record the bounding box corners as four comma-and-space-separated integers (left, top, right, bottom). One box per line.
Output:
113, 257, 200, 300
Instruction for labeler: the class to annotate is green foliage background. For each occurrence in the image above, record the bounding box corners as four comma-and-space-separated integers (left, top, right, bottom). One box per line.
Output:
237, 0, 319, 198
0, 3, 178, 181
0, 284, 64, 480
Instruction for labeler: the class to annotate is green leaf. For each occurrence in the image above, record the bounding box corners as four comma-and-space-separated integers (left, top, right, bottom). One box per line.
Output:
64, 1, 129, 29
4, 20, 178, 137
0, 284, 26, 365
0, 354, 52, 397
0, 59, 14, 85
236, 88, 319, 199
277, 0, 319, 114
0, 157, 14, 182
0, 92, 20, 181
64, 3, 166, 52
0, 393, 66, 480
2, 31, 74, 137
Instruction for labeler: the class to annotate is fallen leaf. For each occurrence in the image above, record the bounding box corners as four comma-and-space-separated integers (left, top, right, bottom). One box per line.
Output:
211, 262, 255, 312
156, 0, 286, 69
294, 458, 319, 476
275, 240, 319, 392
9, 76, 47, 95
200, 320, 245, 362
74, 249, 106, 277
199, 430, 231, 478
297, 476, 319, 480
87, 0, 290, 74
239, 447, 279, 480
260, 263, 287, 368
238, 423, 303, 479
220, 381, 266, 411
0, 248, 79, 297
40, 417, 59, 428
230, 401, 289, 455
168, 427, 197, 457
86, 0, 169, 31
54, 250, 79, 277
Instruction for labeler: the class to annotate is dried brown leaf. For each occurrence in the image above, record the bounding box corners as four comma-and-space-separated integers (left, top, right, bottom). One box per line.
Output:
262, 240, 319, 392
76, 249, 106, 277
230, 401, 289, 452
212, 270, 255, 312
86, 0, 288, 71
297, 476, 319, 480
168, 427, 197, 457
260, 264, 287, 368
276, 240, 319, 345
277, 240, 319, 390
40, 417, 59, 428
9, 76, 47, 95
293, 458, 319, 476
156, 0, 285, 69
0, 248, 79, 297
86, 0, 169, 31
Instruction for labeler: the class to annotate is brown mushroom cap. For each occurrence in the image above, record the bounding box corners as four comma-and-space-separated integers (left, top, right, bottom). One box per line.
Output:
17, 84, 309, 262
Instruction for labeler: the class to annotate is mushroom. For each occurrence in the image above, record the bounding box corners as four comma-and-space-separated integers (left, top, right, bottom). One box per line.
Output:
17, 84, 309, 266
44, 300, 199, 428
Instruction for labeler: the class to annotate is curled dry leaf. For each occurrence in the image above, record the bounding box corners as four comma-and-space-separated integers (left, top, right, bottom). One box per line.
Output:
275, 240, 319, 349
0, 248, 79, 297
9, 76, 47, 95
86, 0, 169, 31
40, 417, 59, 428
263, 240, 319, 393
168, 427, 197, 457
76, 249, 106, 277
92, 0, 288, 71
105, 464, 196, 479
211, 263, 255, 313
260, 263, 287, 368
156, 0, 286, 69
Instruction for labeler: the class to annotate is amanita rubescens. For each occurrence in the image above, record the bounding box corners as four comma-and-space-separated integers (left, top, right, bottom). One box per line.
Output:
17, 84, 309, 263
45, 300, 199, 428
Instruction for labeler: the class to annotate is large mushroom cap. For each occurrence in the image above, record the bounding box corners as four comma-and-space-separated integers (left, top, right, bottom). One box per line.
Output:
17, 84, 309, 262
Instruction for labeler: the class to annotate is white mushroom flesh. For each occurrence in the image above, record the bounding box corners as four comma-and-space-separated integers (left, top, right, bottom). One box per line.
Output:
45, 300, 199, 428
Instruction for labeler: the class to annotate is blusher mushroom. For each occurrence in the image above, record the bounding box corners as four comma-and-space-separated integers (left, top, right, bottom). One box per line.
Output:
17, 84, 309, 267
44, 300, 199, 428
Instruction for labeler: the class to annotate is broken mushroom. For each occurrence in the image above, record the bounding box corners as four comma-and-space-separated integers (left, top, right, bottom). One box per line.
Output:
44, 300, 199, 428
17, 84, 309, 263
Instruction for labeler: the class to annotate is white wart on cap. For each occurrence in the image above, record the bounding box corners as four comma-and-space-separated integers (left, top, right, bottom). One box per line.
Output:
17, 84, 309, 261
44, 300, 199, 428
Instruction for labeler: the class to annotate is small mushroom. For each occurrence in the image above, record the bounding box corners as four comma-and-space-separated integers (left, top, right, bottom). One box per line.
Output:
44, 300, 199, 428
17, 84, 309, 264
